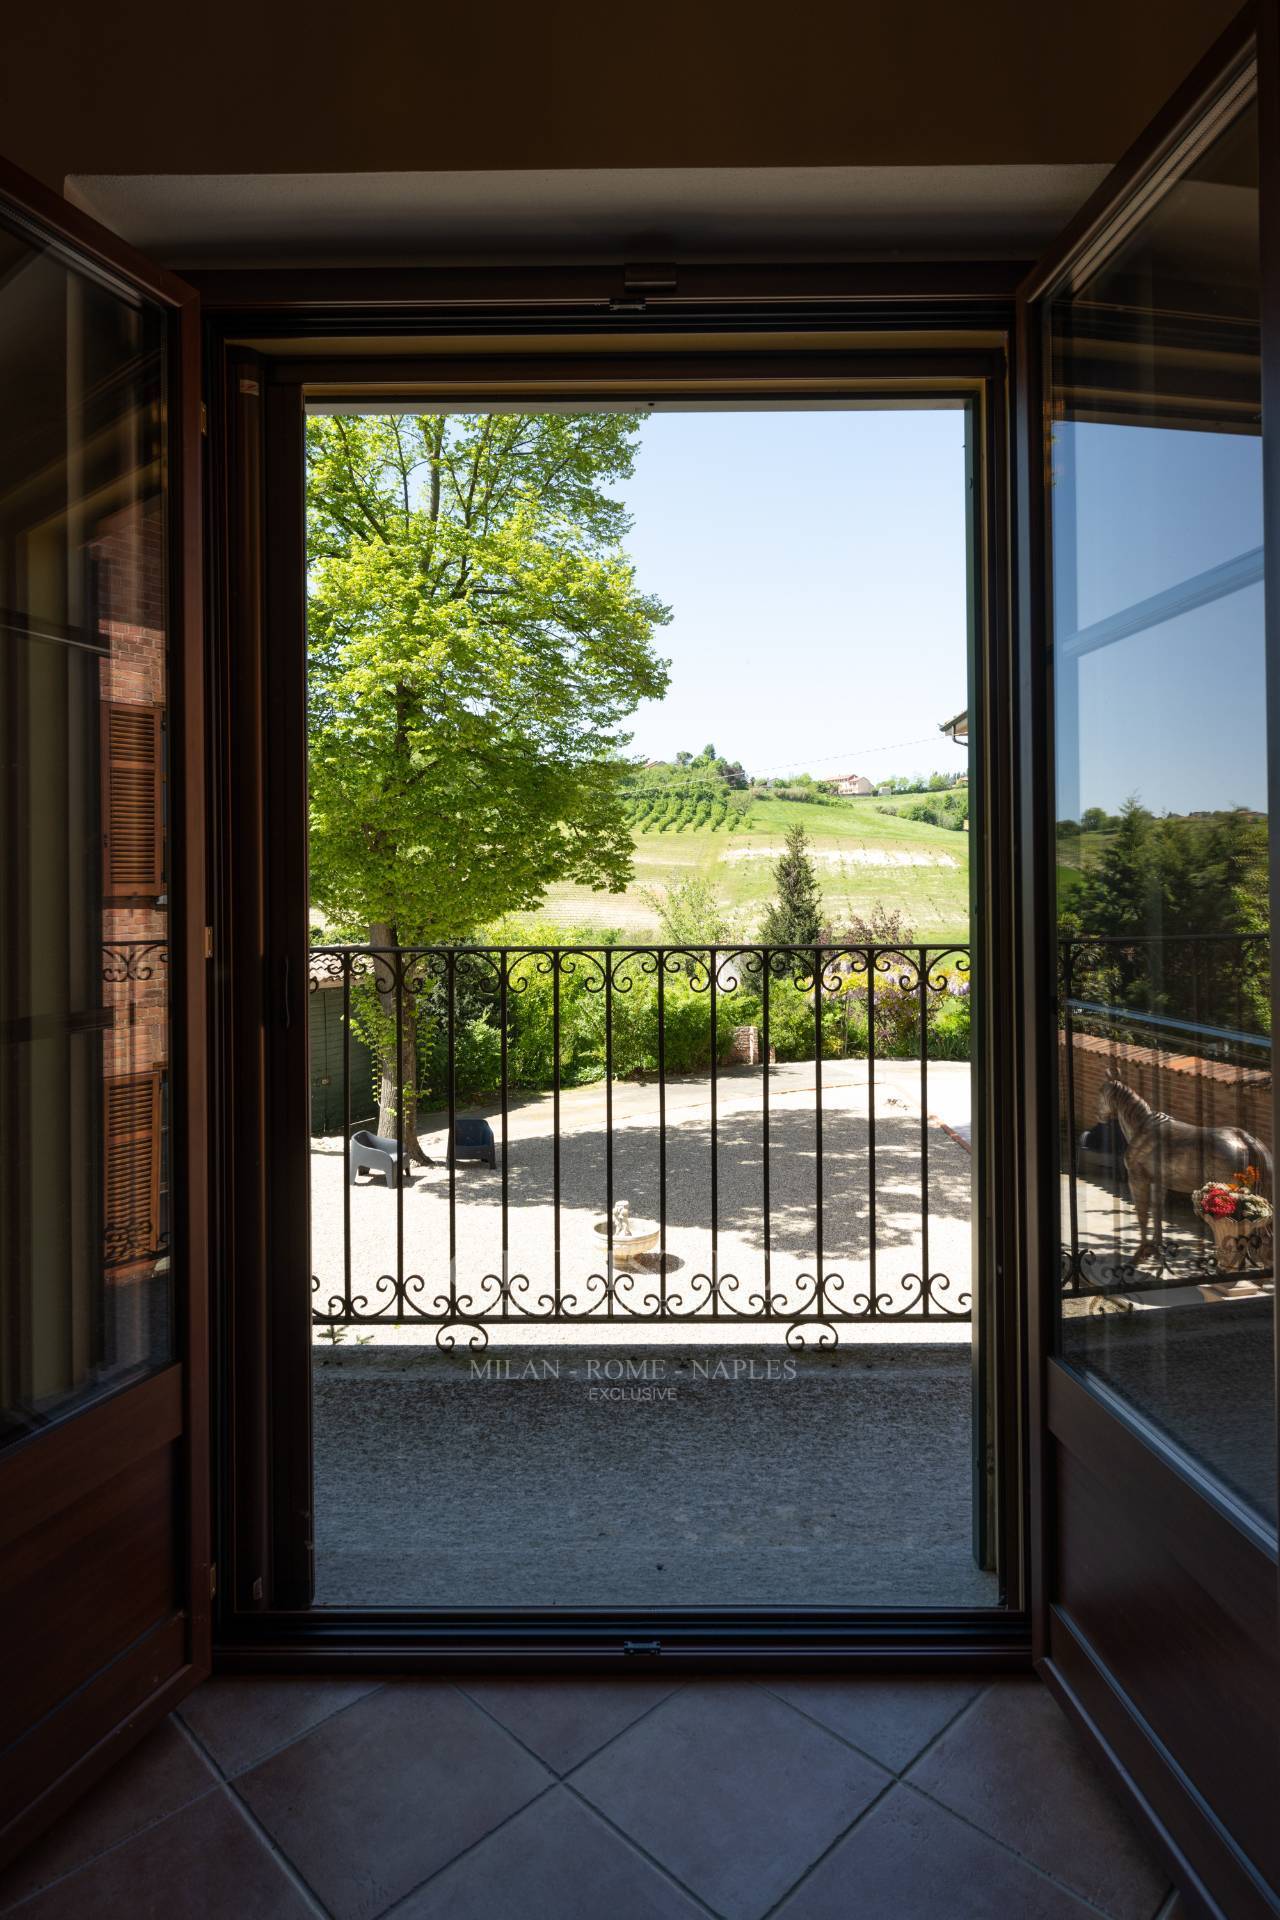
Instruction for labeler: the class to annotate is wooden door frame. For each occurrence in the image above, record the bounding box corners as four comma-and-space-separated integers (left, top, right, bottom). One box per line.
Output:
202, 295, 1036, 1665
1016, 9, 1280, 1916
0, 157, 209, 1863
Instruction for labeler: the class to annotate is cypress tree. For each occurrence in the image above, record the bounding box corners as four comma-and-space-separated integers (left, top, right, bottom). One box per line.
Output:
760, 824, 825, 948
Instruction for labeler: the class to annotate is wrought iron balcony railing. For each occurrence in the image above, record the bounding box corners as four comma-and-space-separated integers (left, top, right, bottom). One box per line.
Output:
307, 941, 974, 1346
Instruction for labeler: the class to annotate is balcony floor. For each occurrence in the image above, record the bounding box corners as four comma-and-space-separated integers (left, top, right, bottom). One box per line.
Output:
312, 1340, 996, 1608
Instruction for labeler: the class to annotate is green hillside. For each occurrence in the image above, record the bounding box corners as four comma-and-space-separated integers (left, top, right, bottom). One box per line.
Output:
512, 794, 972, 943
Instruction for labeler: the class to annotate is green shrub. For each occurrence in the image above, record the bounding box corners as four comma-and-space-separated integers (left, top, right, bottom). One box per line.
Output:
390, 927, 971, 1104
929, 982, 972, 1059
420, 1014, 504, 1103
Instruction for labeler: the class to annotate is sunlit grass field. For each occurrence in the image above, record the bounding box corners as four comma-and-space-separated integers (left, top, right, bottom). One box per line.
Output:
512, 794, 972, 943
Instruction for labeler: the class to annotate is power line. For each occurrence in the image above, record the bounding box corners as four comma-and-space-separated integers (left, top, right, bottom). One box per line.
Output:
747, 733, 960, 776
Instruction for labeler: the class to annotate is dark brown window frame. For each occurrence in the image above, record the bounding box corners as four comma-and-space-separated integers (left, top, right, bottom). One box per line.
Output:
201, 296, 1038, 1670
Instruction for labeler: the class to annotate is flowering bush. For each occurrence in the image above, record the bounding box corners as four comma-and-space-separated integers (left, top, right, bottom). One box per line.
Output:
1192, 1167, 1272, 1223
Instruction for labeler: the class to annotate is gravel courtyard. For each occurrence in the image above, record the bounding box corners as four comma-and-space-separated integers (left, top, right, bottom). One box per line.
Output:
308, 1062, 995, 1609
309, 1058, 976, 1338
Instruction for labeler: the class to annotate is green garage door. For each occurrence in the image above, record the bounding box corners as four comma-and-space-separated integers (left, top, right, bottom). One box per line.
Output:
309, 988, 376, 1136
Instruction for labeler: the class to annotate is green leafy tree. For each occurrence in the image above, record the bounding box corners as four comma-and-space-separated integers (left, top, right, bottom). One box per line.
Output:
642, 875, 742, 946
1067, 797, 1269, 1031
760, 824, 825, 947
306, 412, 670, 1152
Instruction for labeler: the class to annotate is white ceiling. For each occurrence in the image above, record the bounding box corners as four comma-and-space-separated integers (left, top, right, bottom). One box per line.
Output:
66, 164, 1111, 268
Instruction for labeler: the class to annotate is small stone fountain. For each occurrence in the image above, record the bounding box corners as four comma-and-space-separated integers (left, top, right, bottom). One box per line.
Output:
594, 1199, 660, 1266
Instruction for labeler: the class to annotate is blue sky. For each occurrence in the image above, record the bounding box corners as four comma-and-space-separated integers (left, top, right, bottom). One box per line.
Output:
613, 408, 971, 785
1054, 420, 1266, 819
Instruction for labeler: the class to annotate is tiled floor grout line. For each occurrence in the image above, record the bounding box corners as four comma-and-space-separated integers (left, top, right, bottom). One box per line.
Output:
1, 1700, 372, 1920
744, 1680, 1001, 1920
901, 1777, 1136, 1920
756, 1773, 903, 1920
543, 1676, 982, 1920
754, 1675, 995, 1782
431, 1677, 1053, 1920
555, 1777, 731, 1920
371, 1681, 706, 1920
893, 1678, 996, 1772
172, 1717, 335, 1918
895, 1683, 1170, 1919
2, 1677, 1174, 1920
177, 1680, 390, 1782
753, 1746, 1136, 1920
453, 1675, 691, 1778
0, 1780, 225, 1916
376, 1777, 564, 1920
217, 1783, 334, 1919
756, 1682, 1164, 1920
448, 1680, 734, 1919
170, 1708, 228, 1774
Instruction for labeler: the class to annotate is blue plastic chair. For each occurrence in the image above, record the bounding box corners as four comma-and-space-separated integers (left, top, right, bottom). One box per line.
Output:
451, 1116, 497, 1168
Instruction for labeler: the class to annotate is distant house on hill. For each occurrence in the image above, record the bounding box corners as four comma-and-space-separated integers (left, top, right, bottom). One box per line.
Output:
831, 772, 874, 796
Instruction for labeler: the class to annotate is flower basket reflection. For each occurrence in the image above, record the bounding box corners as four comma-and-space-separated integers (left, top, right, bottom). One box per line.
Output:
1191, 1168, 1274, 1274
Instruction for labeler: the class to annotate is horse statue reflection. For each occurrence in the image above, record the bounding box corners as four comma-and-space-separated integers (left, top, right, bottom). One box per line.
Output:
1098, 1075, 1273, 1265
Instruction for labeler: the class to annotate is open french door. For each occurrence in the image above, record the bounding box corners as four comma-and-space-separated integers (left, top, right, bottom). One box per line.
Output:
0, 158, 208, 1860
1017, 11, 1280, 1916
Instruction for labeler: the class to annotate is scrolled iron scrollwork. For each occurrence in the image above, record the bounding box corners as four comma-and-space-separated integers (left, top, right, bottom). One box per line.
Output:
661, 946, 713, 993
102, 940, 168, 985
785, 1319, 839, 1350
436, 1321, 490, 1350
607, 946, 658, 995
872, 946, 922, 993
557, 948, 609, 995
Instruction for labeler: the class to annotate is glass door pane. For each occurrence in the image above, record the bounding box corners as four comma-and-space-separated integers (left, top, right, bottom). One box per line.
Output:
1048, 100, 1275, 1532
0, 210, 174, 1440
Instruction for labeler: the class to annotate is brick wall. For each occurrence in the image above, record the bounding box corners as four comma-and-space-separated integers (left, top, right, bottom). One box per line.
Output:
1061, 1030, 1272, 1148
96, 497, 168, 1083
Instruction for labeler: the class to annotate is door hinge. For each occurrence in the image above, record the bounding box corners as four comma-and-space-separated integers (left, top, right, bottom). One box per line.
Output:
199, 401, 208, 437
204, 925, 214, 960
209, 1562, 217, 1598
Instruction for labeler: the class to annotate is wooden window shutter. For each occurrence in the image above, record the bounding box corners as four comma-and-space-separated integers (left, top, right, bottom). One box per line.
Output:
102, 702, 164, 899
104, 1068, 162, 1269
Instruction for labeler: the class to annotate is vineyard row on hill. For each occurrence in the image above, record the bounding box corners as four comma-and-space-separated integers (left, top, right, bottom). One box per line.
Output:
624, 788, 755, 834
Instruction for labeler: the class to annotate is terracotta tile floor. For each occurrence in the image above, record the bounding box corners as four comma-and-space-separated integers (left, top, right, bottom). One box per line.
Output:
0, 1675, 1183, 1919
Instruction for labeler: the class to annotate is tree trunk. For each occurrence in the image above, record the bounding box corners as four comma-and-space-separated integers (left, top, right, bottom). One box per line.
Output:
370, 921, 431, 1164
